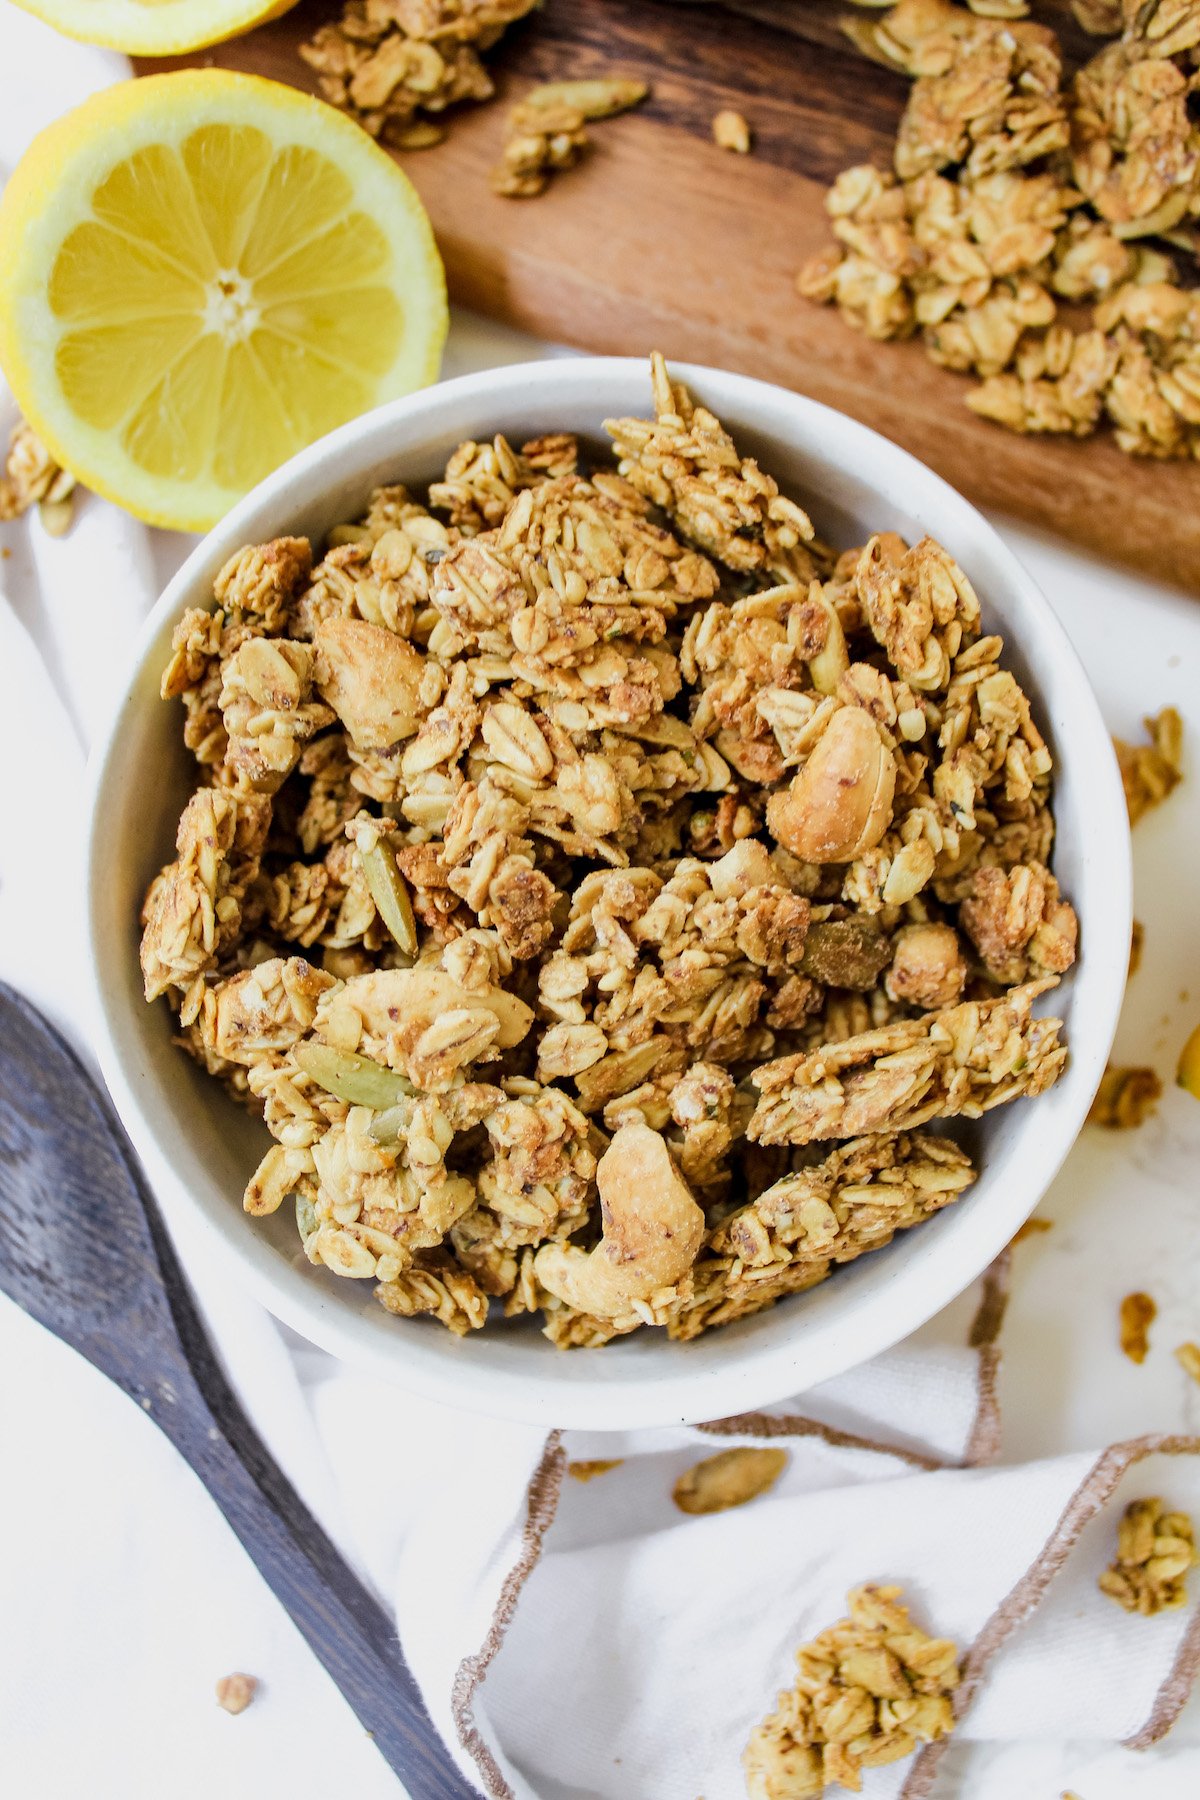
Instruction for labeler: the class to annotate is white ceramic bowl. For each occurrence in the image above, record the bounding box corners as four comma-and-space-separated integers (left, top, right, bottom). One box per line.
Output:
86, 357, 1130, 1430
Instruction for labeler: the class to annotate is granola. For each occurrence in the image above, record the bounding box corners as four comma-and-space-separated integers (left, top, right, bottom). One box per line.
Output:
1119, 1289, 1156, 1361
673, 1446, 787, 1513
490, 79, 648, 198
1114, 706, 1184, 822
807, 0, 1200, 458
1098, 1496, 1198, 1613
1088, 1063, 1163, 1125
299, 0, 537, 149
744, 1583, 960, 1796
142, 356, 1074, 1347
0, 417, 76, 536
713, 108, 752, 154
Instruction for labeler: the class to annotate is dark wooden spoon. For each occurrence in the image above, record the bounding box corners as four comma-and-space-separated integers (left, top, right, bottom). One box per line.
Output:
0, 982, 480, 1800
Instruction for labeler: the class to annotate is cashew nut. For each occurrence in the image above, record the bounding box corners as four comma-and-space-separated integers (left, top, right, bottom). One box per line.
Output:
533, 1121, 704, 1318
765, 705, 896, 863
313, 618, 424, 748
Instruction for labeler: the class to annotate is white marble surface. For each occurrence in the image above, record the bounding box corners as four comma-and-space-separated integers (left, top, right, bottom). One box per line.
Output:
3, 299, 1200, 1799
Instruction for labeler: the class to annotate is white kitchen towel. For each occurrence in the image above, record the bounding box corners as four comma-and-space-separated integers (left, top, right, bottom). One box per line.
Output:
5, 20, 1200, 1800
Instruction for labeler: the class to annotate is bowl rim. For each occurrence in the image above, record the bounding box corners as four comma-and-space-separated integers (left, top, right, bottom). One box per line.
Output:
85, 354, 1131, 1429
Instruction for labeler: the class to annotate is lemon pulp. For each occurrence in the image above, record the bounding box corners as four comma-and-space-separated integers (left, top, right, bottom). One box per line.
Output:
0, 73, 447, 529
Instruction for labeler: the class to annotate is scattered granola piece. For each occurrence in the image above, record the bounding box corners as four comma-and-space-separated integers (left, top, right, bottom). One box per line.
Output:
490, 78, 648, 197
744, 1584, 960, 1797
673, 1446, 787, 1514
1115, 708, 1184, 825
1011, 1215, 1052, 1244
1176, 1341, 1200, 1386
1129, 918, 1144, 977
1099, 1497, 1198, 1614
1088, 1064, 1163, 1128
1119, 1290, 1157, 1363
567, 1458, 624, 1482
713, 108, 751, 154
216, 1672, 257, 1714
0, 417, 76, 533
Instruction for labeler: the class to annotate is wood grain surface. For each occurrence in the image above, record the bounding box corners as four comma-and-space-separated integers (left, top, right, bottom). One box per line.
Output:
137, 0, 1200, 592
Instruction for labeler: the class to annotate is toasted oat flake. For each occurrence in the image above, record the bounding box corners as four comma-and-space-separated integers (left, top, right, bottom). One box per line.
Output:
744, 1584, 960, 1796
1099, 1497, 1198, 1614
567, 1458, 624, 1482
142, 354, 1073, 1348
1176, 1341, 1200, 1386
1119, 1291, 1156, 1363
673, 1446, 787, 1514
713, 108, 752, 154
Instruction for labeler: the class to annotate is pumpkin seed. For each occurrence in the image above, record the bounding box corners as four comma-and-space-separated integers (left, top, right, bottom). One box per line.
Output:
358, 837, 418, 955
294, 1042, 415, 1109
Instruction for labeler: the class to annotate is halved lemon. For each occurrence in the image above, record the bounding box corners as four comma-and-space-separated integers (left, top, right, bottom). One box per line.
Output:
8, 0, 299, 58
0, 70, 448, 531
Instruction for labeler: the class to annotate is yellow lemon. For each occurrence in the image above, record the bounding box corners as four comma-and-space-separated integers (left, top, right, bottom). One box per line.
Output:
0, 70, 447, 531
9, 0, 299, 58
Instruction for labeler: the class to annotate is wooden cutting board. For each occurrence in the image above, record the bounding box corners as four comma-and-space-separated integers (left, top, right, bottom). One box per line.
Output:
136, 0, 1200, 592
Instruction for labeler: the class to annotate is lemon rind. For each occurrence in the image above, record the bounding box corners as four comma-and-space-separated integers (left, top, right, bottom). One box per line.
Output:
7, 0, 300, 57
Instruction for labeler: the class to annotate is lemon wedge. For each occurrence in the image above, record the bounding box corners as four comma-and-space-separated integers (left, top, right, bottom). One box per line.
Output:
8, 0, 299, 58
0, 70, 447, 531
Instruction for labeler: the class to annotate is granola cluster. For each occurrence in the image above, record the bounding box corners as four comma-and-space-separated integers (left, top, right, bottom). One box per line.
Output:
1099, 1496, 1198, 1614
802, 0, 1200, 458
744, 1584, 960, 1796
0, 417, 75, 536
299, 0, 537, 149
141, 356, 1074, 1347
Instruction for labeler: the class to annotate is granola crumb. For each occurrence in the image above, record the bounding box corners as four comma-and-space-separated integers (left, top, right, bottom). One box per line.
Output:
1098, 1497, 1198, 1615
1176, 1341, 1200, 1386
567, 1458, 624, 1482
673, 1446, 787, 1514
1011, 1215, 1052, 1245
805, 1, 1200, 460
216, 1672, 258, 1714
1115, 709, 1184, 827
744, 1584, 960, 1795
1088, 1065, 1163, 1129
712, 108, 751, 154
1119, 1291, 1156, 1364
1129, 918, 1144, 977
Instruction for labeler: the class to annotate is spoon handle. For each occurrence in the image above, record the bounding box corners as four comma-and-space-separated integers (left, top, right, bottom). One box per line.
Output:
129, 1178, 482, 1799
